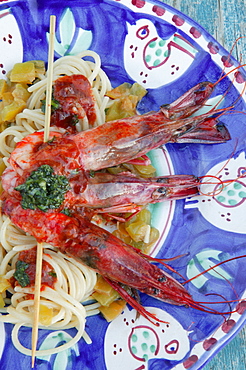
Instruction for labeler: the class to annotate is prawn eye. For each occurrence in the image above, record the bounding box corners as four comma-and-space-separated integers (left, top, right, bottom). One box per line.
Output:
136, 25, 150, 40
165, 340, 179, 354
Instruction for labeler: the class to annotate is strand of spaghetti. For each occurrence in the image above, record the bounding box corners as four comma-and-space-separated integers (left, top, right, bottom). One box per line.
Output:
31, 15, 56, 368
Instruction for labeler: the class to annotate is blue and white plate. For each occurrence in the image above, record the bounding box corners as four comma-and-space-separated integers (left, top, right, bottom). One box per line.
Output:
0, 0, 246, 369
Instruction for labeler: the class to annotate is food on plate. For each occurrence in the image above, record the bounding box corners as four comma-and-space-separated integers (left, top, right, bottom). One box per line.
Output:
0, 50, 237, 357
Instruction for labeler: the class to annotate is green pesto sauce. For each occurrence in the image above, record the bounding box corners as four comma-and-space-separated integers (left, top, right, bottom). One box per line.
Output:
15, 165, 70, 212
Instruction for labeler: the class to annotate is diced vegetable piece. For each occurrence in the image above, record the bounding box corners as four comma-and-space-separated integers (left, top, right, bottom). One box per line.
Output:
130, 82, 148, 99
2, 91, 14, 106
106, 97, 139, 122
105, 82, 147, 121
112, 229, 132, 245
0, 295, 5, 308
106, 82, 133, 99
12, 83, 31, 102
92, 276, 120, 306
149, 227, 160, 244
136, 209, 151, 225
126, 220, 150, 243
0, 275, 11, 293
31, 60, 46, 76
1, 98, 26, 122
93, 275, 114, 295
107, 166, 125, 175
9, 61, 36, 83
92, 289, 120, 306
99, 299, 126, 322
106, 82, 147, 100
0, 79, 7, 98
133, 163, 156, 177
39, 304, 53, 326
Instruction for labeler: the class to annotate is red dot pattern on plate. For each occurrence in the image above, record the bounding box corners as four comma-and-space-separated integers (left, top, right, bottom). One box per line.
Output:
236, 300, 246, 314
183, 355, 198, 369
222, 319, 236, 333
207, 41, 219, 54
234, 71, 245, 84
172, 14, 185, 26
3, 33, 13, 44
131, 0, 145, 9
203, 337, 217, 351
189, 26, 201, 39
0, 64, 6, 75
221, 55, 234, 68
152, 5, 165, 16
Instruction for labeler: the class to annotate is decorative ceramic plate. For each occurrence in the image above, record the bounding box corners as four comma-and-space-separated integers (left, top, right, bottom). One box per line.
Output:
0, 0, 246, 369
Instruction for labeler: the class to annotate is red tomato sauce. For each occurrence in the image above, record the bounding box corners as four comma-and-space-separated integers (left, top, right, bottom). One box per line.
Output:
51, 74, 97, 131
17, 247, 57, 289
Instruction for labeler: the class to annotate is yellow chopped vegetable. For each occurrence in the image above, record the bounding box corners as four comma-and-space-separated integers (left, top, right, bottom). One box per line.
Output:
0, 295, 5, 308
31, 60, 46, 76
105, 82, 147, 121
39, 304, 53, 326
126, 220, 150, 243
0, 79, 8, 98
0, 61, 45, 127
92, 277, 120, 306
9, 61, 36, 83
113, 209, 160, 254
99, 299, 126, 322
133, 163, 156, 177
106, 82, 146, 100
1, 99, 27, 122
135, 209, 151, 225
149, 227, 160, 245
92, 289, 120, 307
0, 275, 11, 293
93, 275, 114, 295
2, 91, 14, 106
12, 83, 31, 102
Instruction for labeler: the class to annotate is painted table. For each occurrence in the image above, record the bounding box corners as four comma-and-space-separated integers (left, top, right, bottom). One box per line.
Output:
163, 1, 246, 370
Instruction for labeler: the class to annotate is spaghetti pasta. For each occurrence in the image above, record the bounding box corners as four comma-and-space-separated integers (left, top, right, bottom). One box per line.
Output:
0, 51, 112, 356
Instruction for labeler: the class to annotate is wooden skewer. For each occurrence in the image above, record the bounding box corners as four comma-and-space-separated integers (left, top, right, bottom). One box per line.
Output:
44, 15, 56, 143
31, 15, 56, 368
31, 242, 43, 368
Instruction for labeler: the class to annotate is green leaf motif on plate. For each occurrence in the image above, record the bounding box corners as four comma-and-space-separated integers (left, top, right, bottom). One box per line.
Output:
187, 249, 232, 289
46, 8, 93, 56
36, 331, 79, 369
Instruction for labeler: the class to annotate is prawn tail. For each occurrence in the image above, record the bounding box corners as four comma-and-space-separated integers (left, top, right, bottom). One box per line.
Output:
103, 277, 169, 325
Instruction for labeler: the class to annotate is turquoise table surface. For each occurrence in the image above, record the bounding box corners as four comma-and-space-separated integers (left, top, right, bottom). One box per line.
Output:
163, 1, 246, 369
